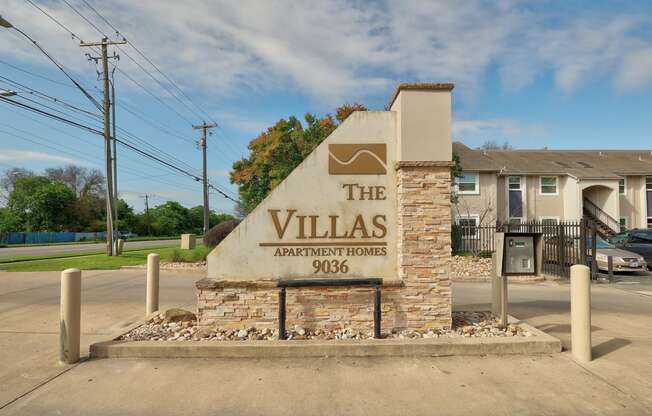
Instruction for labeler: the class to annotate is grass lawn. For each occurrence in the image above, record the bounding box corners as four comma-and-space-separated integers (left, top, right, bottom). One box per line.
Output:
0, 246, 209, 272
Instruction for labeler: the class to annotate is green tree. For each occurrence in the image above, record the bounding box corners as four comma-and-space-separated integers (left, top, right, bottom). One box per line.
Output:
149, 201, 191, 236
7, 176, 75, 231
231, 103, 366, 213
115, 199, 137, 232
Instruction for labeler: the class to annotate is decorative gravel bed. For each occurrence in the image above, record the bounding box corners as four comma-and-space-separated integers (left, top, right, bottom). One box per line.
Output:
118, 310, 533, 342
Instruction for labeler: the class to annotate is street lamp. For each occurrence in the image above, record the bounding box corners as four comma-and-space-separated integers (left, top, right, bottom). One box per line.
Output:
0, 90, 17, 97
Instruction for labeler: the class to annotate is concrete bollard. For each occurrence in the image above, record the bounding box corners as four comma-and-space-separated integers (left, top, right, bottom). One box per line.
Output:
60, 268, 81, 364
146, 253, 160, 316
491, 253, 500, 316
571, 264, 592, 363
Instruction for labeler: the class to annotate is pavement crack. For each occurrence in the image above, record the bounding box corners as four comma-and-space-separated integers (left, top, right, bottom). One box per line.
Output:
0, 360, 84, 411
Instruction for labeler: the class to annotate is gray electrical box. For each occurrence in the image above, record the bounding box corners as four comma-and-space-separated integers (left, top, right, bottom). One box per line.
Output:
504, 235, 535, 274
495, 232, 542, 276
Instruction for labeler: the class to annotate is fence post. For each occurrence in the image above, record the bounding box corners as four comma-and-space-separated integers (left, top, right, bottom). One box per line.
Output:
570, 264, 592, 362
60, 268, 81, 364
146, 253, 160, 316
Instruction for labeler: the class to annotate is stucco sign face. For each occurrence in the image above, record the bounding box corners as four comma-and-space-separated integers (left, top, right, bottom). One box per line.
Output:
207, 112, 398, 281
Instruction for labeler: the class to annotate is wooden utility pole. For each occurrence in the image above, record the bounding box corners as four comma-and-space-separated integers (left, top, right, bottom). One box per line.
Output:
192, 122, 217, 235
81, 37, 125, 255
142, 194, 151, 236
110, 69, 118, 253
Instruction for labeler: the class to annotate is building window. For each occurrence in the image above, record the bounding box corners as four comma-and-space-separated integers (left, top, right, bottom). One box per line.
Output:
647, 176, 652, 191
508, 176, 521, 190
539, 176, 558, 195
540, 216, 559, 226
456, 215, 479, 239
620, 217, 628, 231
619, 178, 626, 195
457, 172, 479, 195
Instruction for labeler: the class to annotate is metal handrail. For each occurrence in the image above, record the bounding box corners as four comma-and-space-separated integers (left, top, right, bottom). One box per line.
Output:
582, 198, 620, 234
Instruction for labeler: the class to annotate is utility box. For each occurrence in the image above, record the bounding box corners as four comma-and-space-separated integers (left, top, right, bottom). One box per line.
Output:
181, 234, 196, 250
496, 232, 543, 276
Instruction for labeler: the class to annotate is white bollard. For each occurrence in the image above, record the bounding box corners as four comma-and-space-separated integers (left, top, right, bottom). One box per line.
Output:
571, 264, 592, 363
146, 253, 160, 316
60, 268, 81, 364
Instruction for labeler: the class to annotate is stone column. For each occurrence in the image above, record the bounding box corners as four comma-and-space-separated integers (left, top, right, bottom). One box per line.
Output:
396, 162, 453, 330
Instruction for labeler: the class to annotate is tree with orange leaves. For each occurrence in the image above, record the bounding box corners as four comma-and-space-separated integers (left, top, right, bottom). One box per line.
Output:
231, 103, 367, 214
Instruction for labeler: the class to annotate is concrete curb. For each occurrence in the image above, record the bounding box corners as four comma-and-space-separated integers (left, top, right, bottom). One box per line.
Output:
89, 316, 561, 359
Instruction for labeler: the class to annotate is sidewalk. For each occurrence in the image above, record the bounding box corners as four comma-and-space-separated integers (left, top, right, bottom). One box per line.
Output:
1, 272, 651, 415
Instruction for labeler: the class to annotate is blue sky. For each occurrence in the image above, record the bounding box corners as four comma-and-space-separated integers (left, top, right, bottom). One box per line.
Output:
1, 0, 652, 214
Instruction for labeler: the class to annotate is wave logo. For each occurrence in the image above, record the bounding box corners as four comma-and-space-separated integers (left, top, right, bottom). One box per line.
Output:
328, 144, 387, 175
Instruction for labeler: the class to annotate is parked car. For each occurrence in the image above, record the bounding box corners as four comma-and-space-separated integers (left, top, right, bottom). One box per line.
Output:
117, 231, 138, 240
588, 236, 647, 272
608, 229, 652, 270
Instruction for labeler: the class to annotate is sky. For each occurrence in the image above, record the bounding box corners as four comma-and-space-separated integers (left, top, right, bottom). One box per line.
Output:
1, 0, 652, 214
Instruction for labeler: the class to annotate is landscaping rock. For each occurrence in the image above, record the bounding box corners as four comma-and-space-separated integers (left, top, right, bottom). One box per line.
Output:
118, 311, 531, 343
164, 308, 196, 323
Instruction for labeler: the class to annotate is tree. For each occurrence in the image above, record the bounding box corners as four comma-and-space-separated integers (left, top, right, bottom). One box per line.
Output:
149, 201, 191, 236
480, 140, 513, 150
231, 103, 367, 213
7, 176, 75, 231
0, 168, 34, 202
45, 165, 104, 198
115, 199, 137, 232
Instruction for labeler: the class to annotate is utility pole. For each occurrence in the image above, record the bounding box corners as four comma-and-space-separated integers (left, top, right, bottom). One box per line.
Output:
192, 122, 217, 235
110, 68, 119, 254
142, 194, 151, 236
81, 37, 125, 256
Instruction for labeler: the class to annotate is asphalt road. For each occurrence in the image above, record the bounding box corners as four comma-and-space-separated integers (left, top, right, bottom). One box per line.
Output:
0, 239, 180, 258
0, 271, 651, 414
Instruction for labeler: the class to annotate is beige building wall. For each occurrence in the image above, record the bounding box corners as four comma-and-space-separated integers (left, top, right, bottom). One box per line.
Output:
620, 176, 647, 229
526, 175, 564, 220
562, 176, 581, 221
453, 172, 498, 225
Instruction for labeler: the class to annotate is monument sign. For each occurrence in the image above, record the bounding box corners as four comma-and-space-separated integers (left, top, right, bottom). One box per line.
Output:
199, 83, 454, 334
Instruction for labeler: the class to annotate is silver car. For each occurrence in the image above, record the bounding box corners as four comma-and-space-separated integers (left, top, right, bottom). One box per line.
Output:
591, 237, 647, 272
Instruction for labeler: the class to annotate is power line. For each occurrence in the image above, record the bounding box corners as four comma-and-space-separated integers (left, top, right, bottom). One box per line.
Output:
0, 74, 101, 118
0, 58, 78, 89
60, 0, 243, 161
8, 21, 102, 111
0, 95, 235, 200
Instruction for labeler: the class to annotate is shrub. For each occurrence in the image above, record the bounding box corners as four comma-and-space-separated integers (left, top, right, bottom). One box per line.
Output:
169, 248, 183, 263
190, 246, 209, 262
203, 219, 240, 248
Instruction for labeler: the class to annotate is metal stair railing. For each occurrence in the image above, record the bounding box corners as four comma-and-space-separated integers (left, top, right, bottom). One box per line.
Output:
582, 198, 620, 236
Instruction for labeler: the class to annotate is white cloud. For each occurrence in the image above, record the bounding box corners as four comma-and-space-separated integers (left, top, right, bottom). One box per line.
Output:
208, 169, 229, 178
616, 48, 652, 91
0, 149, 84, 165
1, 0, 651, 107
453, 119, 546, 147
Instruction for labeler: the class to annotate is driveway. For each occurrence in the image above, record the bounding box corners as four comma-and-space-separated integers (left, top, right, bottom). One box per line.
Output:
0, 272, 651, 415
0, 239, 180, 258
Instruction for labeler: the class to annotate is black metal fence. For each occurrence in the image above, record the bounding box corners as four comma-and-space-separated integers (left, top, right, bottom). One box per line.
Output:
452, 220, 588, 278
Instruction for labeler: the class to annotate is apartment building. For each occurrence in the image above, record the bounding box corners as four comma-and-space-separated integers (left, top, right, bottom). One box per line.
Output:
453, 142, 652, 235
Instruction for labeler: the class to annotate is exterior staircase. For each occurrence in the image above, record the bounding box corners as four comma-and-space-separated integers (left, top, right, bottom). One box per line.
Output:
583, 198, 620, 239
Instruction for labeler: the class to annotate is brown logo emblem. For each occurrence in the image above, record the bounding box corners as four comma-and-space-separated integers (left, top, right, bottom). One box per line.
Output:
328, 144, 387, 175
